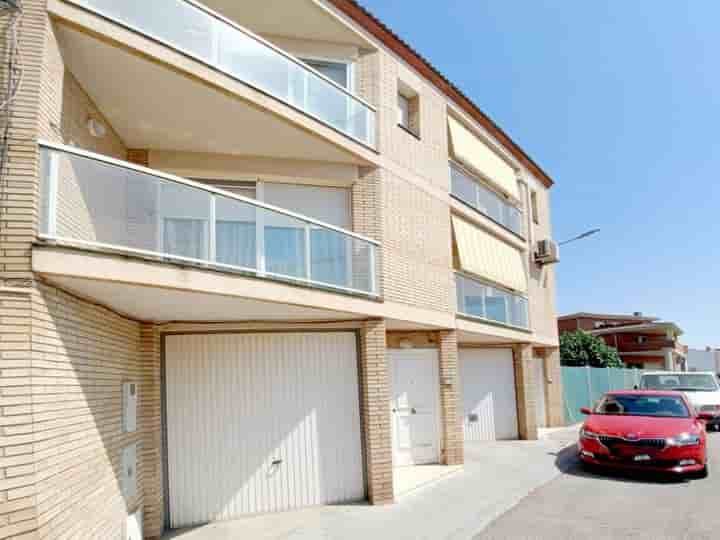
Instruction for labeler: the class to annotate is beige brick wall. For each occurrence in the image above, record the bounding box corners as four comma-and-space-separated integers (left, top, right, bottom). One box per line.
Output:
358, 319, 393, 504
381, 170, 454, 312
512, 343, 538, 441
138, 324, 163, 539
541, 347, 564, 427
31, 282, 143, 540
0, 288, 37, 539
438, 331, 463, 465
526, 183, 559, 344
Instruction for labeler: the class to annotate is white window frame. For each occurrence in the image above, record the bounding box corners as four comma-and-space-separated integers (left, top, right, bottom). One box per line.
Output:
299, 55, 355, 92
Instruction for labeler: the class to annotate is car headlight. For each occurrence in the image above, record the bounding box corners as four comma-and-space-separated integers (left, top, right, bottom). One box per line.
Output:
580, 428, 600, 440
667, 433, 701, 447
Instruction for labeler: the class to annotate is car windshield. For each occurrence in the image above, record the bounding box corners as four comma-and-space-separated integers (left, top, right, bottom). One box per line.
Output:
594, 394, 690, 418
640, 373, 719, 392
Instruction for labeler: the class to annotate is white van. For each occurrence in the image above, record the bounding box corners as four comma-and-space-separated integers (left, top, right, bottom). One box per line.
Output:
639, 371, 720, 430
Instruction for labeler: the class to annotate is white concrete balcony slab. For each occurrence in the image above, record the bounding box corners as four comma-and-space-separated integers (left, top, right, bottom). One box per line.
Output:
59, 0, 376, 149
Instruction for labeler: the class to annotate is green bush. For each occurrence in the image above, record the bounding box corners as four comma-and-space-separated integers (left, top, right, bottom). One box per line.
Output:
560, 330, 624, 368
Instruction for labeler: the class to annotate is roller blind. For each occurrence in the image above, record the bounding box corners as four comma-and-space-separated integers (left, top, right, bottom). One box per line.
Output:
452, 216, 527, 293
262, 183, 351, 229
447, 116, 520, 201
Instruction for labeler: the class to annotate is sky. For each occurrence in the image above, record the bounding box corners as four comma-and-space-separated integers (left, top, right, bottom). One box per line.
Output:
360, 0, 720, 348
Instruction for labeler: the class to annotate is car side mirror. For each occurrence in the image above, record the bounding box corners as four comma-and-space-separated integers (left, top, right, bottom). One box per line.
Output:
698, 412, 714, 422
580, 407, 592, 415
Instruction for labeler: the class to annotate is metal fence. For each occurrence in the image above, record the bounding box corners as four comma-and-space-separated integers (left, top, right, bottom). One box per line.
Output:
562, 366, 651, 425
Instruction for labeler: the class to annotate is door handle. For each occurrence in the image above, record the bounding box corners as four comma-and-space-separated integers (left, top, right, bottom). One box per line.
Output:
392, 408, 397, 413
411, 408, 417, 414
271, 459, 282, 467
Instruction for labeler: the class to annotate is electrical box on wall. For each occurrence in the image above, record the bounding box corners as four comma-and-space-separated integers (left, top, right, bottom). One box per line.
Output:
126, 508, 143, 540
122, 443, 138, 500
123, 382, 138, 433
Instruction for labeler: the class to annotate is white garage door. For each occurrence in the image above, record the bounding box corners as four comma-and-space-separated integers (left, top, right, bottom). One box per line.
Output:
165, 333, 365, 528
460, 348, 519, 441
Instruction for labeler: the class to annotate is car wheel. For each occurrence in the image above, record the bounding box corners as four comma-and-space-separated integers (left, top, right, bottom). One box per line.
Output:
692, 466, 708, 480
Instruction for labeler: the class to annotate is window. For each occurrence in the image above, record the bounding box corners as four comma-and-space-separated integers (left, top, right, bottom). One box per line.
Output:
301, 59, 351, 89
531, 190, 540, 224
595, 394, 690, 418
449, 162, 524, 236
397, 80, 420, 137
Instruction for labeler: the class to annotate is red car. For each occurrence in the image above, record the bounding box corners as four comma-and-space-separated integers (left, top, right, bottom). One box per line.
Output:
578, 390, 712, 478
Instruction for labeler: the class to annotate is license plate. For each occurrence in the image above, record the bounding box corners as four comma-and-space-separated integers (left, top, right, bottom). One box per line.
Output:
633, 454, 651, 462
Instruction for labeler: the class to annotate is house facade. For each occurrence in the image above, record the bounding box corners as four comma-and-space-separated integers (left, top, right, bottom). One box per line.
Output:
0, 1, 563, 538
558, 312, 686, 370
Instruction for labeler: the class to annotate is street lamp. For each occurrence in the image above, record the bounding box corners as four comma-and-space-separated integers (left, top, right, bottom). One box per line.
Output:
559, 228, 600, 246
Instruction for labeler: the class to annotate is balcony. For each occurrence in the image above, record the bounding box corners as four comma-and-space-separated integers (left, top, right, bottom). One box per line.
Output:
456, 272, 529, 329
450, 162, 524, 237
64, 0, 376, 148
38, 142, 379, 297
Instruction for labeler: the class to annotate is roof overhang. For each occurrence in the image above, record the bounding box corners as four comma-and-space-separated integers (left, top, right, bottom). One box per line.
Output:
324, 0, 555, 188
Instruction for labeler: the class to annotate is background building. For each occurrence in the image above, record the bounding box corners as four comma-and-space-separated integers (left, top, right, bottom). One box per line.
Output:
558, 312, 686, 370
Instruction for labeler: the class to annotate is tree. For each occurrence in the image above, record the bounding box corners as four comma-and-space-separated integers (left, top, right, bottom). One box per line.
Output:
560, 330, 624, 368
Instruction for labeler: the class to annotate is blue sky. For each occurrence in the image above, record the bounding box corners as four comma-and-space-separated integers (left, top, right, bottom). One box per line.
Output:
360, 0, 720, 348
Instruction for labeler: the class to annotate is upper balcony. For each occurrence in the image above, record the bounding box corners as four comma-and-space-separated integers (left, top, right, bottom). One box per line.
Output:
37, 141, 379, 298
450, 162, 524, 238
48, 0, 378, 165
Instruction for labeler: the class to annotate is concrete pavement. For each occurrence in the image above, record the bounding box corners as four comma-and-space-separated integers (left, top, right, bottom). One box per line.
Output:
163, 426, 579, 540
477, 431, 720, 540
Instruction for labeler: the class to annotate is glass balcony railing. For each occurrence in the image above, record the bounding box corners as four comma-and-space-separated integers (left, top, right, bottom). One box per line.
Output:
450, 163, 524, 237
456, 272, 529, 329
38, 142, 379, 296
67, 0, 376, 147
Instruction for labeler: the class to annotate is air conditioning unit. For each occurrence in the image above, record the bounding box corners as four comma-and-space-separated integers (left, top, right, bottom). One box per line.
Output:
535, 239, 560, 265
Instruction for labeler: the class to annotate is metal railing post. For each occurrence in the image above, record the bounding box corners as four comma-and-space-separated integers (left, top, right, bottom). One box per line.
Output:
208, 195, 216, 262
46, 150, 60, 236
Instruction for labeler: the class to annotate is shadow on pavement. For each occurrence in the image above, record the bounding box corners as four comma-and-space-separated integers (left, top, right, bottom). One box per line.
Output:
547, 443, 690, 485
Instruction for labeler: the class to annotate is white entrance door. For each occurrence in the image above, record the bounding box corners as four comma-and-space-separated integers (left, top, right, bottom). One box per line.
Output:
460, 348, 519, 441
165, 333, 365, 528
534, 357, 548, 428
389, 349, 440, 466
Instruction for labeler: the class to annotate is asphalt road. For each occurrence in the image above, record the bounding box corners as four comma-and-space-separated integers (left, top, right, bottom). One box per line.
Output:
476, 431, 720, 540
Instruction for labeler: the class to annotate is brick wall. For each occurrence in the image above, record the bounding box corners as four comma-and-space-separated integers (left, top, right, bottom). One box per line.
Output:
0, 288, 36, 539
357, 319, 393, 504
30, 283, 143, 539
541, 348, 564, 427
438, 331, 463, 465
381, 170, 454, 312
512, 343, 538, 440
138, 324, 162, 539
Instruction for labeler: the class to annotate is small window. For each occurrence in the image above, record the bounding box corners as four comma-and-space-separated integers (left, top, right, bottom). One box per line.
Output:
302, 59, 350, 89
397, 94, 410, 129
530, 190, 540, 224
397, 80, 420, 137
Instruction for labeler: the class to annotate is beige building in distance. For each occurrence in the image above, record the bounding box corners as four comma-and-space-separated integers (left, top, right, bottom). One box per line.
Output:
0, 0, 564, 538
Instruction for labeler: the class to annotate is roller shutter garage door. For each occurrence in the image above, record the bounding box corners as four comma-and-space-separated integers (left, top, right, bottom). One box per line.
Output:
460, 348, 519, 441
165, 333, 365, 528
